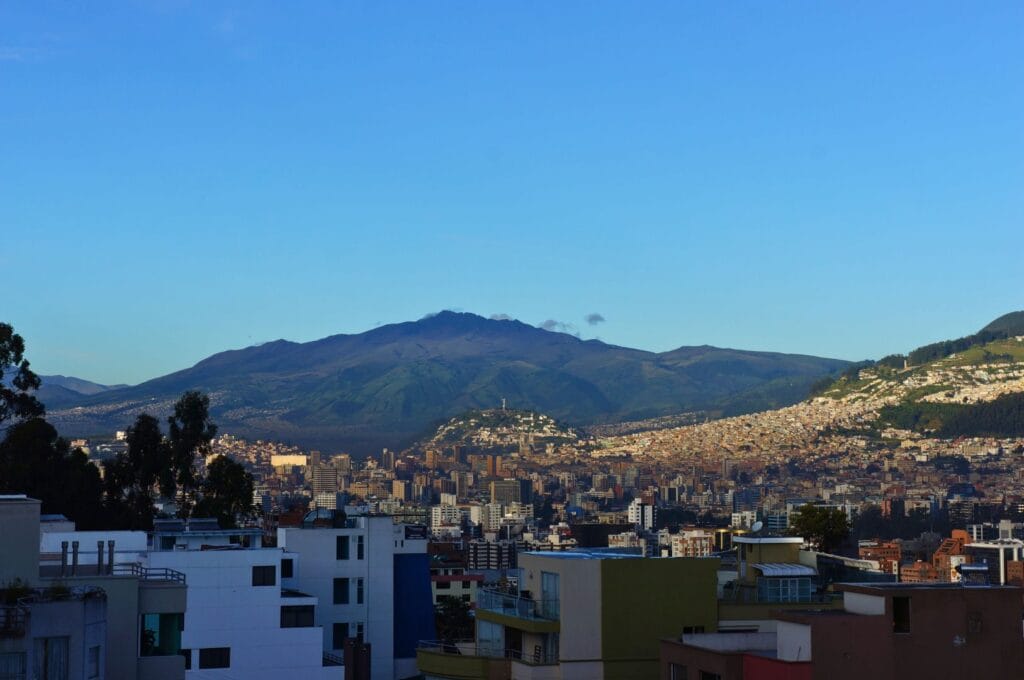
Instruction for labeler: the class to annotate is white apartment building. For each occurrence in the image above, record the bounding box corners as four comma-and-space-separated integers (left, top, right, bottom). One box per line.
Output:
277, 513, 435, 680
144, 519, 340, 680
628, 498, 657, 531
430, 505, 463, 533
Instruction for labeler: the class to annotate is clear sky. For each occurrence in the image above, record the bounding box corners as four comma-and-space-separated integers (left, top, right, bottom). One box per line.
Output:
2, 2, 1022, 385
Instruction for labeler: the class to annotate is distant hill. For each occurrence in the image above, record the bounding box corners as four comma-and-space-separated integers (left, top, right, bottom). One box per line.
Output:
812, 311, 1024, 437
43, 311, 849, 454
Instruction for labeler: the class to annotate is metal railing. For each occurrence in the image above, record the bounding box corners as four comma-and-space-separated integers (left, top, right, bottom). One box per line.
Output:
478, 589, 559, 621
112, 564, 187, 584
323, 651, 344, 666
417, 640, 558, 665
0, 605, 28, 639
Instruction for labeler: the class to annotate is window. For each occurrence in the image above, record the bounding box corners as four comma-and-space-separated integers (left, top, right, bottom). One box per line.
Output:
436, 581, 451, 590
198, 648, 230, 669
281, 558, 294, 578
757, 577, 811, 603
332, 623, 348, 650
699, 672, 721, 680
140, 613, 183, 656
462, 580, 471, 588
179, 649, 191, 670
280, 605, 315, 628
87, 646, 100, 679
337, 536, 350, 560
334, 577, 350, 604
252, 565, 276, 587
356, 578, 364, 604
355, 622, 364, 640
357, 535, 365, 560
0, 652, 27, 680
682, 626, 705, 635
893, 596, 911, 633
668, 664, 688, 680
32, 638, 68, 680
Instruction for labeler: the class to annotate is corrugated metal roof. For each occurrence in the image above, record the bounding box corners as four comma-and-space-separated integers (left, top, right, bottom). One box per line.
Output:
752, 563, 817, 577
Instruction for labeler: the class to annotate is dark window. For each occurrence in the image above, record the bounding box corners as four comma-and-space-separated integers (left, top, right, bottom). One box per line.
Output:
356, 578, 364, 604
281, 558, 294, 578
198, 648, 230, 669
436, 581, 451, 590
682, 626, 705, 635
893, 596, 911, 633
669, 664, 687, 680
332, 623, 348, 649
356, 622, 364, 640
462, 580, 471, 588
357, 535, 365, 560
179, 649, 191, 670
88, 645, 100, 679
140, 613, 184, 656
281, 605, 315, 628
334, 577, 350, 604
337, 536, 350, 560
252, 565, 276, 587
699, 672, 720, 680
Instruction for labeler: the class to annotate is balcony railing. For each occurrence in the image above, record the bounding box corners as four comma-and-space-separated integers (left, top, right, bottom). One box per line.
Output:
113, 564, 187, 584
417, 640, 558, 665
0, 606, 28, 639
478, 589, 559, 621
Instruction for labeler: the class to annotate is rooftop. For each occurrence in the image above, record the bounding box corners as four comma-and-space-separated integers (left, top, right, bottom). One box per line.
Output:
522, 548, 644, 560
734, 536, 803, 545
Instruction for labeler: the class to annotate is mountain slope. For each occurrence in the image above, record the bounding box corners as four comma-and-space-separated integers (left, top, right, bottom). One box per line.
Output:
44, 312, 849, 453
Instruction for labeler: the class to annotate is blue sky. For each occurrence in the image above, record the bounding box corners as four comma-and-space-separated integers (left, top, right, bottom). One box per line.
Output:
2, 2, 1022, 385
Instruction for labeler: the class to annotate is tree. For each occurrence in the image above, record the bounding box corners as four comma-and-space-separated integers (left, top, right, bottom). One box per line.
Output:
105, 414, 168, 529
789, 505, 850, 554
0, 417, 105, 528
0, 323, 44, 431
165, 391, 218, 517
193, 455, 254, 528
434, 596, 474, 642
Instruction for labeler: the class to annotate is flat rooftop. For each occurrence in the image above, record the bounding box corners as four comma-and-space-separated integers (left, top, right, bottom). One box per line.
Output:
522, 548, 644, 560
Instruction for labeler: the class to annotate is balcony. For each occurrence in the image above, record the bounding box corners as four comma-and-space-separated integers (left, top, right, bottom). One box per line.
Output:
0, 605, 28, 639
478, 589, 559, 621
416, 641, 558, 680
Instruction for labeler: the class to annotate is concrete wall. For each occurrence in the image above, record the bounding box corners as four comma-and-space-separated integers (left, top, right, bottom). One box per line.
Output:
776, 622, 811, 662
0, 496, 41, 585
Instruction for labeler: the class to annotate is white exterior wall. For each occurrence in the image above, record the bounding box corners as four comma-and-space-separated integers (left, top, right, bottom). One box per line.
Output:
279, 516, 426, 680
776, 621, 812, 662
145, 547, 339, 680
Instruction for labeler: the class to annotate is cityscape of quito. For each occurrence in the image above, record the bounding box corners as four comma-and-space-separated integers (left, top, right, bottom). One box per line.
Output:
1, 311, 1023, 680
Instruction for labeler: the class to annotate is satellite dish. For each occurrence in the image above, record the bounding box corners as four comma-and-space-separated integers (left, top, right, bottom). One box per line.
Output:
751, 521, 764, 533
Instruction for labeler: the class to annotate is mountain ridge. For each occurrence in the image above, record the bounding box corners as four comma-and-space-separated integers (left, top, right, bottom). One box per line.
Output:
42, 311, 850, 454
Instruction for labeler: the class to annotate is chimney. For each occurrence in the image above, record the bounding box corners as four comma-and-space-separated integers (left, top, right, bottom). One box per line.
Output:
71, 541, 79, 576
96, 541, 104, 575
107, 541, 115, 574
60, 541, 69, 577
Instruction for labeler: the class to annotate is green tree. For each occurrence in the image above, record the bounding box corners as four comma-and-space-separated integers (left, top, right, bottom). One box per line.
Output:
0, 323, 44, 430
0, 417, 105, 528
193, 455, 254, 528
105, 414, 168, 529
434, 596, 474, 642
789, 505, 850, 553
165, 391, 218, 517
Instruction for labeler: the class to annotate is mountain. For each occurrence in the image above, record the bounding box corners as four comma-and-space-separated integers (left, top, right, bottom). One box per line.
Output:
811, 311, 1024, 437
43, 311, 849, 454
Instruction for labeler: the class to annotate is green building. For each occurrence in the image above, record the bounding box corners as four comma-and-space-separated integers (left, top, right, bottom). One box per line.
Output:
417, 549, 719, 680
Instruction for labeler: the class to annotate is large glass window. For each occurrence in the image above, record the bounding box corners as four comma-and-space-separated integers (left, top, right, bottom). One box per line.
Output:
140, 613, 183, 656
337, 536, 350, 560
540, 571, 560, 619
252, 565, 276, 586
198, 648, 230, 669
32, 638, 68, 680
334, 577, 350, 604
756, 577, 811, 603
357, 535, 365, 560
332, 622, 348, 649
281, 558, 294, 578
356, 578, 364, 604
477, 620, 503, 657
280, 605, 315, 628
